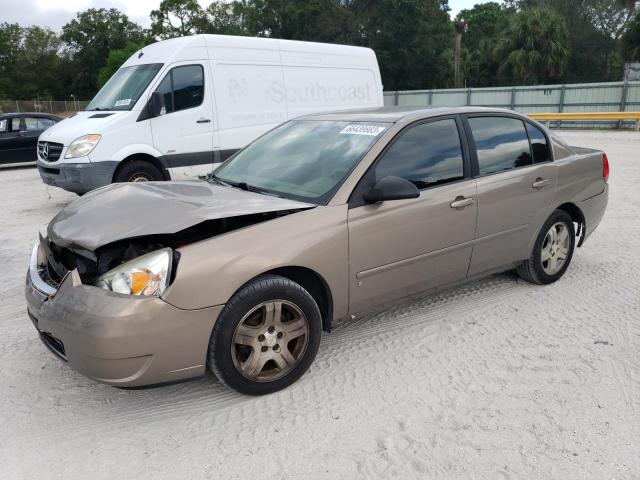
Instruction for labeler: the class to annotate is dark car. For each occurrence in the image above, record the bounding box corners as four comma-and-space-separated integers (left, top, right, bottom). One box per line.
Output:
0, 113, 62, 166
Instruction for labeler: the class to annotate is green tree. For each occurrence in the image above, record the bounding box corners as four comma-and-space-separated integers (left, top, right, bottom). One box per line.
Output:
14, 26, 64, 98
622, 11, 640, 60
151, 0, 208, 39
456, 2, 514, 86
202, 1, 248, 35
495, 7, 569, 84
96, 42, 143, 88
61, 8, 146, 98
347, 0, 454, 90
239, 0, 353, 43
583, 0, 637, 40
0, 23, 23, 98
510, 0, 637, 81
0, 23, 68, 99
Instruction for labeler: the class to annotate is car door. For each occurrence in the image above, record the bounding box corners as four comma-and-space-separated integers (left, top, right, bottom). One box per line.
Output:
0, 117, 28, 165
347, 117, 478, 314
21, 116, 49, 162
149, 62, 215, 179
0, 118, 13, 164
464, 115, 557, 276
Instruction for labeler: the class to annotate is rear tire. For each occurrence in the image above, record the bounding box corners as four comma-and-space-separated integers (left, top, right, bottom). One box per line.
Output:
113, 160, 163, 183
517, 209, 575, 285
208, 275, 322, 395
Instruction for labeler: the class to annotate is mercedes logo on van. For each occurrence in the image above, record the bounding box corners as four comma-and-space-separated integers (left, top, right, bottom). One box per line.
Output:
41, 143, 49, 160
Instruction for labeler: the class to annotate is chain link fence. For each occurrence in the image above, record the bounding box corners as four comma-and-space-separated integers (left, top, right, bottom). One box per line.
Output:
0, 100, 90, 117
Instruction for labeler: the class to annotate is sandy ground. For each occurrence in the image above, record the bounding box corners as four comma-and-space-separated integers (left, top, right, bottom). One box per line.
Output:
0, 130, 638, 479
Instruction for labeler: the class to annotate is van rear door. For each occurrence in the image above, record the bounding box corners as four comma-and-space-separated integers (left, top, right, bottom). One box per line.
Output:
150, 61, 215, 179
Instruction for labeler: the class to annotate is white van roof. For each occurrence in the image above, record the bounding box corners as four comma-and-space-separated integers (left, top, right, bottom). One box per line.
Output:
122, 34, 377, 69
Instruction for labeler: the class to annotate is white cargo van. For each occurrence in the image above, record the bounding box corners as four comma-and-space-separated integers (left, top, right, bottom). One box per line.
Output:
36, 35, 383, 194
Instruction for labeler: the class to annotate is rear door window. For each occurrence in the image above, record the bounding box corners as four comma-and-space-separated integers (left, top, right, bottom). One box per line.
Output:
24, 117, 41, 131
38, 118, 55, 129
374, 119, 465, 189
468, 117, 532, 175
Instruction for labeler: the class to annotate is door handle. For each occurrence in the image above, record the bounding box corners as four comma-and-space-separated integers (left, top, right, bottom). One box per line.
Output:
196, 118, 211, 123
532, 177, 552, 190
450, 196, 474, 209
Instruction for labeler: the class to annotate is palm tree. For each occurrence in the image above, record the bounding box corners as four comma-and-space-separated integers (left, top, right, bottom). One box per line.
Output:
495, 7, 569, 84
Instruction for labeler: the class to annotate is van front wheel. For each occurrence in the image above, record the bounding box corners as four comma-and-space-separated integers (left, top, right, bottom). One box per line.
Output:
114, 160, 163, 183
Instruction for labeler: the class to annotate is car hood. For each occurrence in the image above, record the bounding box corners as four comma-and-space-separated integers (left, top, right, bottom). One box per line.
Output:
47, 180, 314, 251
38, 111, 130, 146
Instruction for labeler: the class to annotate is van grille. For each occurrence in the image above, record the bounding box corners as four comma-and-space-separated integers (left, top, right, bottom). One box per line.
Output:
38, 141, 64, 162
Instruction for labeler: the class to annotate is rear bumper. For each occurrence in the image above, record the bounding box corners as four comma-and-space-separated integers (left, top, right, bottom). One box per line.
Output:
37, 160, 118, 194
25, 245, 223, 387
578, 185, 608, 243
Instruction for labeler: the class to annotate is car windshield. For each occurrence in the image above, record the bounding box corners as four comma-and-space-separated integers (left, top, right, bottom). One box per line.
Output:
212, 120, 391, 204
86, 63, 163, 111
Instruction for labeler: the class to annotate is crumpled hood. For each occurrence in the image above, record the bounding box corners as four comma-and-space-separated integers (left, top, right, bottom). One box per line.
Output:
47, 180, 314, 251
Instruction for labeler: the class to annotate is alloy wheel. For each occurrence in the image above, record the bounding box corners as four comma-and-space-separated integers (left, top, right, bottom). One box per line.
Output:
541, 222, 570, 275
231, 300, 309, 382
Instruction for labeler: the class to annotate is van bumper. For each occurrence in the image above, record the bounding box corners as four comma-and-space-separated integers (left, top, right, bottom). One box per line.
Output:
37, 160, 118, 194
25, 244, 222, 387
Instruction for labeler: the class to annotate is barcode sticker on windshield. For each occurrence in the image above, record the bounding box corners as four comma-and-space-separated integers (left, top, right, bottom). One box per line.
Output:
339, 124, 386, 136
115, 99, 131, 107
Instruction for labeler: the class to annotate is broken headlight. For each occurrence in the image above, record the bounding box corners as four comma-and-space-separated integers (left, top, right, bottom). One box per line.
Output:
95, 248, 172, 297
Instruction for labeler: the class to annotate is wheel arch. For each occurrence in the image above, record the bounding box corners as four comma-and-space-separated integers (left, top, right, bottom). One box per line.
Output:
259, 266, 334, 332
556, 202, 586, 247
112, 153, 170, 182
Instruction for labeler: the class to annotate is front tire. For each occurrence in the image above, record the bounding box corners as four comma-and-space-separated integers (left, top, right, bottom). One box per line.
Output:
517, 209, 576, 285
208, 275, 322, 395
113, 160, 163, 183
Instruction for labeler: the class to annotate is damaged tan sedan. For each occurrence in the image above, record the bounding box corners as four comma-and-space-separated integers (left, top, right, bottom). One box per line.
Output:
26, 107, 609, 395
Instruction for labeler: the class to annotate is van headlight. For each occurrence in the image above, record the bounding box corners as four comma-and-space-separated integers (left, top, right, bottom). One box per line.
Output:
95, 248, 172, 297
65, 134, 101, 159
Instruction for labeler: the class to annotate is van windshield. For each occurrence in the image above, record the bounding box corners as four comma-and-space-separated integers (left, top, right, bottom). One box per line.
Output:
86, 63, 163, 111
212, 120, 391, 205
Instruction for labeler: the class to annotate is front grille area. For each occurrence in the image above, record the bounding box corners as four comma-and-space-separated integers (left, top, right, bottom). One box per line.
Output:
40, 332, 67, 360
37, 141, 64, 162
41, 239, 98, 285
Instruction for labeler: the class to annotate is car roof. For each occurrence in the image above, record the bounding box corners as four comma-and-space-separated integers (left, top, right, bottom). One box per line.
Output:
298, 106, 520, 123
0, 112, 61, 120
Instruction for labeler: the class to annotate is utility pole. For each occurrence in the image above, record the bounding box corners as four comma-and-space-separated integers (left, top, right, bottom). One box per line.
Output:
454, 19, 467, 89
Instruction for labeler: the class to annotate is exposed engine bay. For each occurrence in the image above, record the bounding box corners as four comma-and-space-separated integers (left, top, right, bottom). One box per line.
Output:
41, 209, 307, 286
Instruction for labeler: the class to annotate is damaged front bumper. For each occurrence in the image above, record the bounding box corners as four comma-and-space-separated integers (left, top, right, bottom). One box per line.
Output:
25, 243, 223, 387
37, 159, 119, 194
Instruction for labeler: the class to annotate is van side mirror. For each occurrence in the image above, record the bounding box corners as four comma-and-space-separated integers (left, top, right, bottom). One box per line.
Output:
149, 91, 165, 117
362, 176, 420, 204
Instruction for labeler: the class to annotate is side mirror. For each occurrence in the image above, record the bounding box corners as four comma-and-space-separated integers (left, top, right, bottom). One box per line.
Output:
362, 176, 420, 204
148, 91, 165, 117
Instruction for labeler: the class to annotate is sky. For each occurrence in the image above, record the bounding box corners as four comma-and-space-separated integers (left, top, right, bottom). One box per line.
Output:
0, 0, 496, 31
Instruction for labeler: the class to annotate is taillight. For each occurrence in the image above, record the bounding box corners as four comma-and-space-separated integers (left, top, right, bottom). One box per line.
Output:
603, 153, 610, 184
